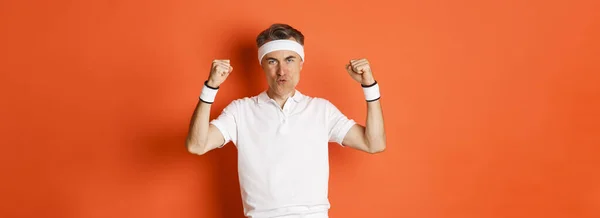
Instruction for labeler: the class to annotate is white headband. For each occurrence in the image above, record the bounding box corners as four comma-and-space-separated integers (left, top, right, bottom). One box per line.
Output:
258, 40, 305, 64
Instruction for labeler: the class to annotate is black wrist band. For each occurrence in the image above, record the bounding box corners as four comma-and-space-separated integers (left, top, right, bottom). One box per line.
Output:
199, 97, 214, 104
361, 80, 378, 88
204, 80, 219, 90
366, 97, 381, 102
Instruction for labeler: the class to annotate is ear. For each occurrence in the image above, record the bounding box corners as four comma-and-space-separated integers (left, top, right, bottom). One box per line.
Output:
300, 60, 304, 71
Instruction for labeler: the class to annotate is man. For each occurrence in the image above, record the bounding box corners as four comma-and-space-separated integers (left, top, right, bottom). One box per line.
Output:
186, 23, 386, 218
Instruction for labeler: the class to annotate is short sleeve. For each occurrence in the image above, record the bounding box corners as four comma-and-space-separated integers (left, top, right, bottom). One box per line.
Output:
209, 101, 238, 147
326, 100, 356, 145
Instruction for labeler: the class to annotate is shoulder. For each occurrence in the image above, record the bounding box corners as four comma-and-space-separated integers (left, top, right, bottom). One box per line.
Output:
300, 93, 335, 109
296, 91, 321, 103
223, 92, 263, 108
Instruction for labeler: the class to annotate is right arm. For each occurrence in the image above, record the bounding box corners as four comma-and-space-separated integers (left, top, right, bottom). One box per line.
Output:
185, 100, 226, 155
186, 59, 233, 155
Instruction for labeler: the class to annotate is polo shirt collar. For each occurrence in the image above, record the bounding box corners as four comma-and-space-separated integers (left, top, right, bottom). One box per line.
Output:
257, 90, 304, 104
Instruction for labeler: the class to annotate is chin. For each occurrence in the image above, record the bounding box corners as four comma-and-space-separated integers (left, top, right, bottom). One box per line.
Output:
271, 85, 294, 95
276, 88, 293, 95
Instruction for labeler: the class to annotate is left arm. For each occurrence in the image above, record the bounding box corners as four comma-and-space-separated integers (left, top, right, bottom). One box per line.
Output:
341, 58, 387, 153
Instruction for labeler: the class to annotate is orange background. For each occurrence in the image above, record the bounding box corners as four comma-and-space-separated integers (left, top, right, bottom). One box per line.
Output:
1, 0, 599, 217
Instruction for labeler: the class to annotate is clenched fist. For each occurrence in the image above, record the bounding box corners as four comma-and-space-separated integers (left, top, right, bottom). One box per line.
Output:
346, 58, 375, 86
207, 59, 233, 87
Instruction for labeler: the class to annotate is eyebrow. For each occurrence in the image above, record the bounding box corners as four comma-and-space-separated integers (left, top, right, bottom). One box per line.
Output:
266, 55, 297, 62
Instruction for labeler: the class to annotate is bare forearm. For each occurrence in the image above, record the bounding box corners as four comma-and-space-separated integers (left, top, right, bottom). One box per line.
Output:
186, 59, 231, 154
365, 100, 386, 153
344, 58, 386, 153
186, 100, 212, 154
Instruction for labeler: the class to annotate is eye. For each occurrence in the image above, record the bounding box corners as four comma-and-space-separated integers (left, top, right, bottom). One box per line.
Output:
286, 59, 294, 63
268, 60, 276, 64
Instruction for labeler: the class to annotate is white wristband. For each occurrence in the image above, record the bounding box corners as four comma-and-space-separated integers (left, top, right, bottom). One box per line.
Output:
362, 81, 380, 102
199, 81, 219, 104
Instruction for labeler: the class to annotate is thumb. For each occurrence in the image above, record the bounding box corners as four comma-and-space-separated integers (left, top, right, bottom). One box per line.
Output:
346, 64, 354, 73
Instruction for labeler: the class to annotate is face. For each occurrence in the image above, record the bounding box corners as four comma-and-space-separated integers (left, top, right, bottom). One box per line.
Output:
260, 49, 304, 96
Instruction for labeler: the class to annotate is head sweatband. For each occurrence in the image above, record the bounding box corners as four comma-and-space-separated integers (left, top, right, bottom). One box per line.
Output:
258, 40, 304, 64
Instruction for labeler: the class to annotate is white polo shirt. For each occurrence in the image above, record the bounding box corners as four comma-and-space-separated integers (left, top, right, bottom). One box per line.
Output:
210, 90, 356, 218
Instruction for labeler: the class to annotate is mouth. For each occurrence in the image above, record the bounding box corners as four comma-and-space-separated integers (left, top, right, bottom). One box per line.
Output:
277, 79, 287, 84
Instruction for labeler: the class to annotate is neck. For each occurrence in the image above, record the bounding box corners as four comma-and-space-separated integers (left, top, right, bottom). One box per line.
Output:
266, 89, 295, 108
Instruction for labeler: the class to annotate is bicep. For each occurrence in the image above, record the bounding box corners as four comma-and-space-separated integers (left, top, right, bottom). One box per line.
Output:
203, 124, 226, 153
341, 124, 370, 153
205, 100, 238, 152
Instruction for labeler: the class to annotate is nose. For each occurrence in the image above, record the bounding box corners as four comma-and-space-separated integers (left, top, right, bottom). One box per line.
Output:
276, 66, 286, 76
